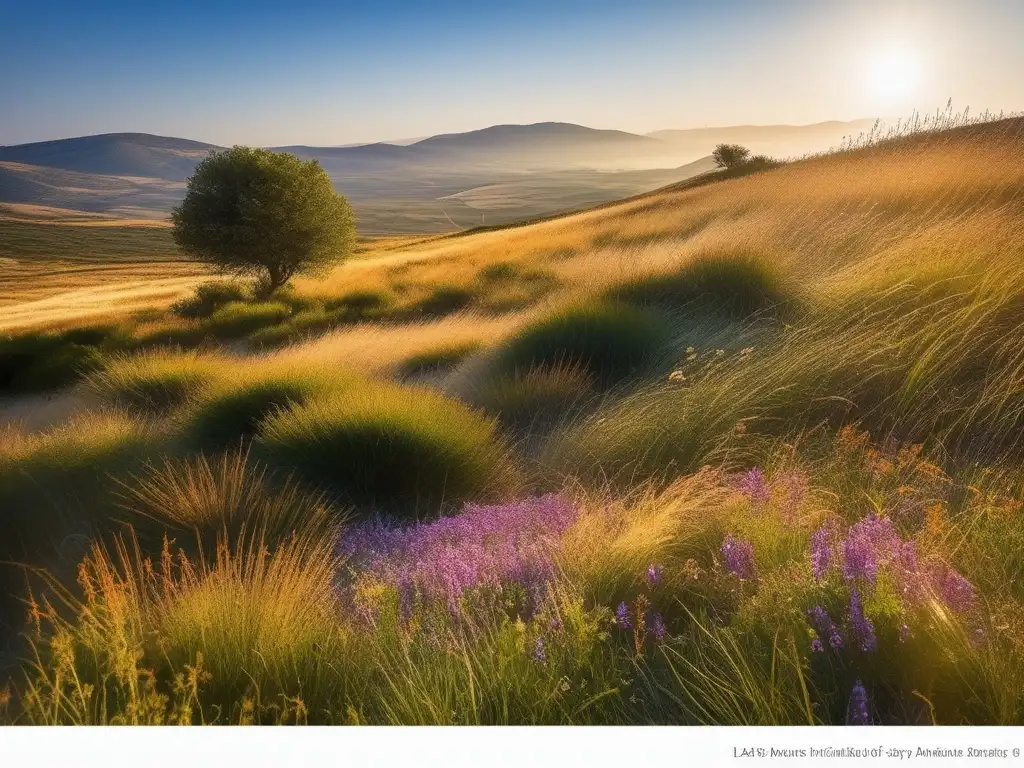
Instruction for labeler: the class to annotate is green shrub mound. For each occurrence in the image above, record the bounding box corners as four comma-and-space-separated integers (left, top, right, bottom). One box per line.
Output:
204, 301, 292, 339
0, 412, 162, 562
257, 383, 510, 513
85, 352, 222, 414
324, 290, 393, 317
171, 281, 252, 319
477, 262, 521, 282
0, 333, 105, 393
414, 285, 475, 317
493, 301, 671, 386
187, 376, 335, 448
607, 252, 790, 317
475, 361, 595, 431
0, 324, 134, 393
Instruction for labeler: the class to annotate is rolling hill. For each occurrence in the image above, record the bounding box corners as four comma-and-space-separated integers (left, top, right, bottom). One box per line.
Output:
0, 120, 873, 233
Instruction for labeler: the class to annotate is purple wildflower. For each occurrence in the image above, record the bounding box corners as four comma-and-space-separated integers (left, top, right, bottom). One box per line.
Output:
809, 522, 835, 581
616, 601, 632, 629
647, 564, 663, 586
849, 588, 878, 653
894, 541, 922, 601
842, 514, 899, 584
721, 535, 756, 580
808, 605, 843, 650
738, 467, 770, 507
336, 494, 578, 619
811, 638, 824, 653
933, 567, 976, 614
808, 605, 830, 632
647, 611, 667, 644
531, 637, 547, 664
848, 680, 870, 725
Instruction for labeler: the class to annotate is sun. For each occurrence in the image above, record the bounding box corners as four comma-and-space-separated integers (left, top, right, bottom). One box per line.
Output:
865, 46, 922, 103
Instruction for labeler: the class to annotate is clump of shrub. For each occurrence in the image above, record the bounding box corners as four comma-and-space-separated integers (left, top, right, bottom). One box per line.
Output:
246, 323, 301, 350
257, 382, 513, 513
84, 351, 224, 414
397, 341, 483, 378
0, 323, 139, 393
324, 290, 393, 316
0, 410, 163, 569
477, 262, 521, 282
247, 309, 341, 349
204, 301, 292, 339
0, 332, 106, 393
475, 361, 596, 431
492, 301, 671, 387
117, 450, 341, 550
186, 367, 346, 448
606, 251, 790, 317
171, 281, 252, 319
475, 267, 561, 313
413, 285, 475, 317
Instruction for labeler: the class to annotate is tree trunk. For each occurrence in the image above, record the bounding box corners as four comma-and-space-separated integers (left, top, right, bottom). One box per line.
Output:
258, 265, 288, 299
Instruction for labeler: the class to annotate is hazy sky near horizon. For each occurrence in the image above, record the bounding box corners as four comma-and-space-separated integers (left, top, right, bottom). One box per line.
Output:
3, 0, 1022, 146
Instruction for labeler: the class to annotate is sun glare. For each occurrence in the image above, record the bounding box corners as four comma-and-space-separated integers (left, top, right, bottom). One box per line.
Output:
865, 46, 922, 103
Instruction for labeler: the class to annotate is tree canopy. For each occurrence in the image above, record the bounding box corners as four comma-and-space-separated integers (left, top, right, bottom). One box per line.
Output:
711, 143, 752, 170
172, 147, 355, 295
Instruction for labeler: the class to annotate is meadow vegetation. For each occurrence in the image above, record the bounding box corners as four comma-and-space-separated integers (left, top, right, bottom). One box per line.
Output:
1, 114, 1023, 725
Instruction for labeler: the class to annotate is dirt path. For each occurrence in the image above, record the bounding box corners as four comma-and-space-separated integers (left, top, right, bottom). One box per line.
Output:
0, 389, 90, 433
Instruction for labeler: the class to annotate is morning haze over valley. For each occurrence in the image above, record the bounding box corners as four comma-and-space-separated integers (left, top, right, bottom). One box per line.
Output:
1, 0, 1023, 738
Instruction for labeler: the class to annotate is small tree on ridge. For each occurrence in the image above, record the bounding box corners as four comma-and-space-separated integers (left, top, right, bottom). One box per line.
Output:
712, 143, 752, 170
172, 146, 355, 296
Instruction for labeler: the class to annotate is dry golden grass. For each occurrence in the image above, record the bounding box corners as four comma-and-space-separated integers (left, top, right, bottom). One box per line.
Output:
271, 310, 538, 378
297, 118, 1024, 329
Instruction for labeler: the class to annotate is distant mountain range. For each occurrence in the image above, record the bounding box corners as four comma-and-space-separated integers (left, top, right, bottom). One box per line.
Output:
0, 120, 876, 233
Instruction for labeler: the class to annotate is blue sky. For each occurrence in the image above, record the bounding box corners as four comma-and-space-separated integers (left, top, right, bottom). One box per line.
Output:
2, 0, 1022, 146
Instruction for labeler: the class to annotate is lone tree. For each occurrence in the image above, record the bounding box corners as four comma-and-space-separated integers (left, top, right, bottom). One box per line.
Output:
172, 147, 355, 296
711, 143, 752, 170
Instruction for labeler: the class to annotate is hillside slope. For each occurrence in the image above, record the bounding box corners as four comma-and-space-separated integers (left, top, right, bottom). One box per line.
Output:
3, 118, 1024, 727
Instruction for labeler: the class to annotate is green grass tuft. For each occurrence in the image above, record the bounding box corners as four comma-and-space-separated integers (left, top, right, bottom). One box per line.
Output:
606, 250, 790, 317
492, 301, 671, 387
0, 333, 106, 393
474, 361, 596, 432
257, 382, 513, 514
171, 281, 252, 319
117, 450, 341, 550
185, 367, 348, 448
84, 351, 224, 414
203, 301, 292, 339
413, 285, 475, 317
